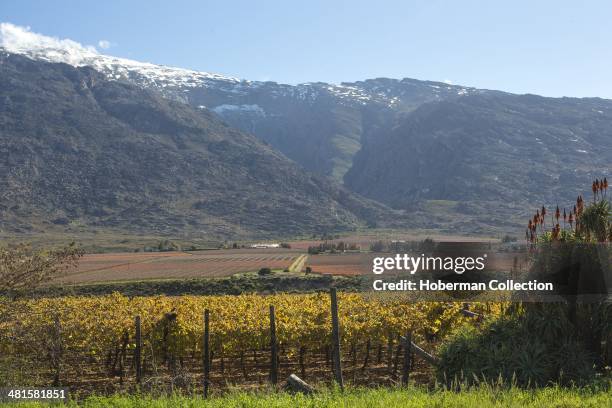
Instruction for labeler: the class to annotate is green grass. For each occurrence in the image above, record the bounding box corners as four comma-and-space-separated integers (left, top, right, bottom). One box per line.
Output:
4, 385, 611, 408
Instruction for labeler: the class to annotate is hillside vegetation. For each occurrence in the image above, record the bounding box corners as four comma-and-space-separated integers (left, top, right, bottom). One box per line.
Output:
345, 93, 612, 233
0, 53, 399, 238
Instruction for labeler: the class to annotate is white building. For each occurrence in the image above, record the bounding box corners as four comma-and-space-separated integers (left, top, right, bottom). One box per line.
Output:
249, 243, 280, 249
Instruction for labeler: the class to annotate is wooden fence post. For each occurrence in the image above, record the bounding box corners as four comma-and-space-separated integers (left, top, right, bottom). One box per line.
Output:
269, 305, 278, 385
203, 309, 210, 398
401, 332, 412, 386
51, 314, 63, 386
387, 333, 394, 371
392, 335, 402, 378
135, 315, 142, 384
330, 288, 344, 390
119, 330, 129, 384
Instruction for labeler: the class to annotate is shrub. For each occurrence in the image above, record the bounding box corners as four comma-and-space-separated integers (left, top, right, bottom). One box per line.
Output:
257, 267, 272, 276
437, 305, 597, 387
418, 238, 436, 253
501, 234, 517, 243
158, 240, 179, 252
369, 240, 386, 252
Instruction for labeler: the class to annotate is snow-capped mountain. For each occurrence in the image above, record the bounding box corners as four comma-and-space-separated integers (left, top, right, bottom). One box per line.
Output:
0, 23, 239, 87
0, 23, 480, 180
0, 22, 474, 107
2, 23, 611, 236
1, 51, 404, 237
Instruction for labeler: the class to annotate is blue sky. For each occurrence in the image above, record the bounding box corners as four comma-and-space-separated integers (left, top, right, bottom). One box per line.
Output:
2, 0, 611, 98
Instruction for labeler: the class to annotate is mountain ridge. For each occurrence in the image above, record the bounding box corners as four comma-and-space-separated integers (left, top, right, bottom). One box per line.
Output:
345, 92, 612, 230
0, 52, 405, 238
2, 23, 611, 236
0, 23, 481, 181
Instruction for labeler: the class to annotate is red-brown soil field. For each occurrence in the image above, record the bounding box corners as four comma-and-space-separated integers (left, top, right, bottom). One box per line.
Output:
58, 249, 301, 283
306, 253, 369, 276
54, 233, 518, 284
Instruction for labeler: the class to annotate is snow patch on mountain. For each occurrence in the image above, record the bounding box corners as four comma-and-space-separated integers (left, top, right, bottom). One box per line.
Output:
0, 22, 477, 110
212, 104, 266, 117
0, 23, 401, 107
0, 22, 240, 88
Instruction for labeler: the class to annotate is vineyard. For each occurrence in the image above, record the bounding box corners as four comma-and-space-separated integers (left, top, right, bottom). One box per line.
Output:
0, 293, 501, 395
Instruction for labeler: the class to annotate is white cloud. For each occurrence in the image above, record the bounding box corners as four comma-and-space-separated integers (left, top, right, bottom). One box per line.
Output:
443, 79, 453, 85
0, 22, 99, 65
0, 22, 241, 82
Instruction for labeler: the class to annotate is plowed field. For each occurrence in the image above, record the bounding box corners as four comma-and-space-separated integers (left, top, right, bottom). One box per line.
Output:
58, 249, 301, 283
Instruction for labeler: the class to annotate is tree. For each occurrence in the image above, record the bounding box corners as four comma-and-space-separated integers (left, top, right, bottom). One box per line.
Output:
158, 239, 179, 252
0, 242, 82, 297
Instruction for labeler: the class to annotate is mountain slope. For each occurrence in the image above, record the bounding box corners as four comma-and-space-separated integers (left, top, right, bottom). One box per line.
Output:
345, 93, 612, 231
0, 23, 476, 181
3, 23, 612, 235
179, 78, 476, 181
0, 53, 396, 237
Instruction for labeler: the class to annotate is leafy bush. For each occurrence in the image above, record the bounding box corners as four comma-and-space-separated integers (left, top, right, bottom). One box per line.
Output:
157, 240, 180, 252
437, 305, 597, 387
307, 246, 321, 255
501, 235, 518, 243
258, 267, 272, 276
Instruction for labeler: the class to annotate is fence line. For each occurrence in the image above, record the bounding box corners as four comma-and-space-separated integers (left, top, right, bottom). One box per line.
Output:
0, 290, 474, 395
